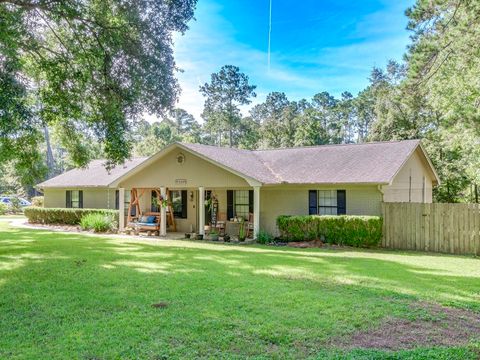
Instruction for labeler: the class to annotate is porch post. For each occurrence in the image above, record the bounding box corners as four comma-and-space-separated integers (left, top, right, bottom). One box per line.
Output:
119, 188, 125, 232
253, 186, 260, 239
160, 186, 167, 236
199, 186, 205, 235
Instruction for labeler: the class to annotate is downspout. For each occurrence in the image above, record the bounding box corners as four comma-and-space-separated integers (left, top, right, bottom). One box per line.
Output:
377, 184, 385, 202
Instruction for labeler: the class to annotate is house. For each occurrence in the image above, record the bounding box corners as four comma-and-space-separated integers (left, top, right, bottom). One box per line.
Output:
37, 139, 440, 237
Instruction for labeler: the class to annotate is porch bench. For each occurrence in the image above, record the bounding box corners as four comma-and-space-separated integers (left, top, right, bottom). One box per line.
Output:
129, 212, 161, 236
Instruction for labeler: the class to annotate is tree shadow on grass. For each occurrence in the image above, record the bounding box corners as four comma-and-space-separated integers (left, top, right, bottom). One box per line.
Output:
1, 226, 480, 359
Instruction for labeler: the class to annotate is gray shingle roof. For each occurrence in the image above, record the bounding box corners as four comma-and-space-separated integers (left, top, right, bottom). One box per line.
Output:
180, 143, 277, 184
181, 140, 422, 185
38, 140, 427, 188
37, 157, 147, 188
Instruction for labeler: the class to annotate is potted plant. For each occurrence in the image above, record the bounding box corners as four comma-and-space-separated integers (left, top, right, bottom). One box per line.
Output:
238, 219, 246, 242
210, 229, 219, 241
223, 234, 231, 242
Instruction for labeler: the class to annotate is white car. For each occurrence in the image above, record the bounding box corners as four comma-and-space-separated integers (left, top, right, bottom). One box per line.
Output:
0, 196, 31, 208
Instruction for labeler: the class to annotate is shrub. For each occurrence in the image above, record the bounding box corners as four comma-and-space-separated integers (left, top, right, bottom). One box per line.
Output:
31, 196, 44, 207
80, 213, 117, 233
276, 215, 383, 247
0, 203, 7, 215
256, 229, 275, 244
24, 207, 119, 227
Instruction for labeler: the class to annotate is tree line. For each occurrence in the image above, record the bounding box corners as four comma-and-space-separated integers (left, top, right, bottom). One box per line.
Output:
130, 57, 479, 203
1, 0, 479, 203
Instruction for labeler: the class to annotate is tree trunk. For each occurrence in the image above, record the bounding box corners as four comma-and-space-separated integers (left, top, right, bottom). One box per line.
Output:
44, 126, 55, 178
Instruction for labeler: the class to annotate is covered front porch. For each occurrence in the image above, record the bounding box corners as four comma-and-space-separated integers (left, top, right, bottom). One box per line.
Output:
110, 143, 264, 239
117, 186, 261, 239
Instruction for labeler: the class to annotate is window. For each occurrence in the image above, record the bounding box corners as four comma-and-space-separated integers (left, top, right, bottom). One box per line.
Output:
124, 191, 131, 217
66, 190, 83, 208
309, 190, 346, 215
227, 190, 253, 220
170, 190, 187, 218
318, 190, 337, 215
115, 190, 132, 216
234, 190, 250, 219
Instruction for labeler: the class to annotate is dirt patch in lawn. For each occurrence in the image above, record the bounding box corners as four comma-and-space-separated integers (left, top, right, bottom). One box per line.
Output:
151, 302, 169, 309
332, 302, 480, 350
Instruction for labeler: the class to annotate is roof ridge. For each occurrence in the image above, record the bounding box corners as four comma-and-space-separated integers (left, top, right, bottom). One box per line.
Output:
179, 142, 253, 153
252, 139, 421, 152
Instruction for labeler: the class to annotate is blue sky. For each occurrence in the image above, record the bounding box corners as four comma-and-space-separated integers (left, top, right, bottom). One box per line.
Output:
164, 0, 414, 121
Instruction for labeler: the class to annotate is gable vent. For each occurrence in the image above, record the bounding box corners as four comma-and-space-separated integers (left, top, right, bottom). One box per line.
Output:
176, 153, 185, 164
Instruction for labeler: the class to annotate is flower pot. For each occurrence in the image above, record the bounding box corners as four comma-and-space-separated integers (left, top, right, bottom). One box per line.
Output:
223, 234, 230, 242
196, 234, 203, 240
210, 234, 219, 241
185, 233, 191, 239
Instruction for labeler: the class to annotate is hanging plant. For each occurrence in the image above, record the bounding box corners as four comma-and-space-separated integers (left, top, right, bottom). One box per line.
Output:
159, 195, 168, 208
153, 195, 168, 209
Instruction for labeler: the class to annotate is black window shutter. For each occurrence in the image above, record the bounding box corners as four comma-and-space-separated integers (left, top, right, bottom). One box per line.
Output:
248, 190, 254, 214
337, 190, 346, 215
151, 190, 158, 212
79, 191, 83, 208
227, 190, 234, 220
181, 190, 188, 219
66, 190, 71, 208
115, 190, 119, 210
308, 190, 318, 215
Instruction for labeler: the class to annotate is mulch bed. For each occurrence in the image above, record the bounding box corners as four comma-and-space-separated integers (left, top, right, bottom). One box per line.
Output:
332, 302, 480, 350
23, 222, 118, 235
25, 222, 83, 232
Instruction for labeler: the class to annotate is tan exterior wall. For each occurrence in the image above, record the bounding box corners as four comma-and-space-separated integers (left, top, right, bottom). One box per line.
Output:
382, 149, 434, 203
119, 150, 250, 189
260, 185, 383, 235
43, 188, 115, 209
43, 188, 66, 208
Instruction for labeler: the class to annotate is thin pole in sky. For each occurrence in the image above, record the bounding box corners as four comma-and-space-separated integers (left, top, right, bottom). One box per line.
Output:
268, 0, 272, 70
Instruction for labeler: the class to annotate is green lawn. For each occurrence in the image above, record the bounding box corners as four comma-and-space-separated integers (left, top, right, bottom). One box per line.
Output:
0, 218, 479, 359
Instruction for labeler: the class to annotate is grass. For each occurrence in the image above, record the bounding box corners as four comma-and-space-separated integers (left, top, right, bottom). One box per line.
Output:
0, 217, 479, 359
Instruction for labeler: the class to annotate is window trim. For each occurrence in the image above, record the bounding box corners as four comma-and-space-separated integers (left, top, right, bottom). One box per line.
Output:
318, 190, 338, 215
66, 190, 83, 209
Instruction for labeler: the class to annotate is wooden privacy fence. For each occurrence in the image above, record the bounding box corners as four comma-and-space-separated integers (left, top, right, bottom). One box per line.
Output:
382, 202, 480, 256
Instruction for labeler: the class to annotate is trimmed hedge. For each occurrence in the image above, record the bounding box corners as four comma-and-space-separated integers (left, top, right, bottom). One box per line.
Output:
276, 215, 382, 247
24, 207, 119, 226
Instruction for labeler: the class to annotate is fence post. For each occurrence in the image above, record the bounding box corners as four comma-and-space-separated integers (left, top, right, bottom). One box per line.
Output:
475, 203, 480, 256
